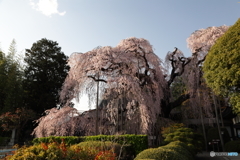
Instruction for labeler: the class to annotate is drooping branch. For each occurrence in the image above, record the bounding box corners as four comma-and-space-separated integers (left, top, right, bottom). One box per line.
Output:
123, 43, 156, 87
87, 75, 107, 83
169, 93, 190, 110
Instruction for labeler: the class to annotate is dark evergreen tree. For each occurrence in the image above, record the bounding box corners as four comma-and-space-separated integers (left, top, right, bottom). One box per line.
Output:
0, 50, 7, 112
23, 38, 69, 115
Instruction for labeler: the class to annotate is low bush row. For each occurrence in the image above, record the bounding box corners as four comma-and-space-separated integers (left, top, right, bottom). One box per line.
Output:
32, 134, 148, 155
6, 140, 122, 160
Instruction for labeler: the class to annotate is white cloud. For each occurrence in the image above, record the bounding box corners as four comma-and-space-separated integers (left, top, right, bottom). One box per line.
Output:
29, 0, 66, 17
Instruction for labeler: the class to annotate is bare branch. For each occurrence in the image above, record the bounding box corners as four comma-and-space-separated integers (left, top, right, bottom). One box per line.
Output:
87, 75, 107, 83
170, 93, 190, 110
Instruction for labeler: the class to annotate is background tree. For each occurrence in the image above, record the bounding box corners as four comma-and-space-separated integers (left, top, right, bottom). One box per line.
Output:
23, 38, 69, 115
203, 18, 240, 114
184, 24, 229, 150
0, 40, 33, 143
0, 108, 35, 142
166, 25, 229, 120
0, 49, 7, 112
0, 40, 24, 114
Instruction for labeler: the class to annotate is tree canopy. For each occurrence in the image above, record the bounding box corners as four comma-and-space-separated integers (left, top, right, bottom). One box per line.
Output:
203, 18, 240, 114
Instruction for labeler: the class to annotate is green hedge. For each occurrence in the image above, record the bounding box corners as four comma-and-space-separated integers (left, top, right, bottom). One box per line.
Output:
32, 134, 148, 155
32, 136, 84, 146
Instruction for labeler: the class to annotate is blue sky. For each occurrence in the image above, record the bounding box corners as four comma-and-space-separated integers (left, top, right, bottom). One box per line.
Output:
0, 0, 239, 61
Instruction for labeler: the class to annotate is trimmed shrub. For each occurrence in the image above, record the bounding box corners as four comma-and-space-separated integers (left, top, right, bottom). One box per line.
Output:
164, 127, 203, 154
225, 140, 240, 152
161, 123, 184, 138
166, 141, 194, 156
162, 141, 193, 160
134, 148, 161, 160
134, 147, 186, 160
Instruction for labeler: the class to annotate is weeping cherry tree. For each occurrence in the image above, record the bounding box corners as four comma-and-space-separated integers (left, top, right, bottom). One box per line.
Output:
33, 25, 229, 138
60, 37, 167, 134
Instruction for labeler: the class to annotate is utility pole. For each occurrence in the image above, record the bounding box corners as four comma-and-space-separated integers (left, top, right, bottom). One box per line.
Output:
217, 98, 225, 127
95, 73, 99, 135
213, 93, 225, 151
198, 89, 208, 151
